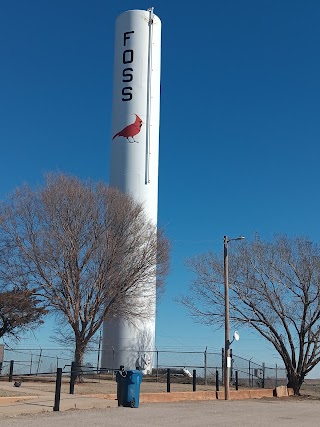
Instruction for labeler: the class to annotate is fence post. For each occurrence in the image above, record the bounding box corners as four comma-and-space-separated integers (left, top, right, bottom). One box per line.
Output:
69, 361, 76, 394
36, 349, 42, 376
262, 363, 265, 388
167, 368, 171, 393
97, 331, 102, 374
221, 348, 224, 385
204, 347, 207, 386
215, 370, 219, 391
53, 368, 62, 411
112, 347, 115, 380
156, 350, 159, 382
9, 360, 14, 382
30, 353, 33, 375
248, 359, 251, 387
193, 369, 196, 392
275, 363, 278, 388
235, 371, 239, 390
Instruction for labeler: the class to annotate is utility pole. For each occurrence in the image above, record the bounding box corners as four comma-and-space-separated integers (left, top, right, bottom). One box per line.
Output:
224, 236, 230, 401
224, 235, 245, 400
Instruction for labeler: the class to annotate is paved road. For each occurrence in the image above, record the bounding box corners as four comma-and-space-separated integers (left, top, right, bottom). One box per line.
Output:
1, 399, 320, 426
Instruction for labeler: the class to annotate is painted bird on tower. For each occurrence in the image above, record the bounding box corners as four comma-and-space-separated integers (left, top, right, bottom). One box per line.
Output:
113, 114, 143, 143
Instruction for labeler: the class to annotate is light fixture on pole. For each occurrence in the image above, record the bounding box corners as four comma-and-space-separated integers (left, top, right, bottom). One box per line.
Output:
224, 235, 245, 401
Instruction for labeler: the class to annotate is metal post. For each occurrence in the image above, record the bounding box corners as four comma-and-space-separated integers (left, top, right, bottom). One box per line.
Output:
224, 236, 230, 400
204, 347, 207, 386
53, 368, 62, 411
167, 368, 171, 393
193, 369, 196, 392
69, 361, 76, 394
30, 353, 33, 375
248, 360, 251, 387
251, 364, 254, 387
36, 349, 42, 376
221, 348, 224, 385
216, 370, 219, 391
275, 363, 278, 388
223, 235, 244, 400
262, 363, 265, 388
9, 360, 14, 382
156, 350, 159, 382
235, 371, 239, 390
97, 330, 102, 374
112, 347, 115, 380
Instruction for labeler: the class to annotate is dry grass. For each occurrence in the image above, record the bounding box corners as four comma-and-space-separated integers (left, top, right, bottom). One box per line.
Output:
0, 376, 215, 397
1, 376, 320, 399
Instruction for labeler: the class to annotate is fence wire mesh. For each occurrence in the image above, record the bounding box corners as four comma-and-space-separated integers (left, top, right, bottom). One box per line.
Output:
0, 346, 287, 389
1, 348, 71, 376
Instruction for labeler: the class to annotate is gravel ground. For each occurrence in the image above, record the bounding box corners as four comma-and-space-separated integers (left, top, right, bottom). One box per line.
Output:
2, 399, 320, 427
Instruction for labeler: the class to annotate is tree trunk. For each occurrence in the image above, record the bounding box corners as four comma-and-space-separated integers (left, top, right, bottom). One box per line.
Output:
287, 372, 304, 395
74, 340, 86, 382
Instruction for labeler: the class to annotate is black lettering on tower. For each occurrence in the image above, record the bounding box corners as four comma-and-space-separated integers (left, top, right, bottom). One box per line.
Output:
121, 32, 134, 101
122, 87, 133, 101
123, 68, 133, 82
123, 50, 134, 64
124, 31, 134, 46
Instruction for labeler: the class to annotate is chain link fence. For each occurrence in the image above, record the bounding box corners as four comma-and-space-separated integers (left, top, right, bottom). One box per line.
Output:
1, 348, 71, 376
231, 353, 287, 388
0, 346, 287, 389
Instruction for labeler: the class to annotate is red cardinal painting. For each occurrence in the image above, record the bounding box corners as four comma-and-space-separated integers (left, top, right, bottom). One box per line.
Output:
112, 114, 143, 143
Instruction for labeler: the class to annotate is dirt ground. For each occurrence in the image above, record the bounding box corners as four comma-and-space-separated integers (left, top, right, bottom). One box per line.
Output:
0, 376, 319, 399
0, 376, 216, 397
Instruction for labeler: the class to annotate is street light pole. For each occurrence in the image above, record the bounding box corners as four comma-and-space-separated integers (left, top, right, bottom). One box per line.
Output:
224, 236, 230, 401
224, 235, 244, 401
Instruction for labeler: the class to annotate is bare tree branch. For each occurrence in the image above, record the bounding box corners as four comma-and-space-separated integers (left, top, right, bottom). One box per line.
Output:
0, 173, 170, 368
178, 235, 320, 395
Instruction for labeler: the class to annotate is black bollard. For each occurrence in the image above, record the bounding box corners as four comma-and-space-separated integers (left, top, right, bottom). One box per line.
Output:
216, 370, 219, 391
193, 369, 196, 392
235, 371, 239, 390
53, 368, 62, 411
9, 360, 14, 382
167, 368, 171, 393
221, 348, 224, 385
69, 361, 76, 395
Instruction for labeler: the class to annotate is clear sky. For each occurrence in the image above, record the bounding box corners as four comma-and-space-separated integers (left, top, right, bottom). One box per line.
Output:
1, 1, 320, 375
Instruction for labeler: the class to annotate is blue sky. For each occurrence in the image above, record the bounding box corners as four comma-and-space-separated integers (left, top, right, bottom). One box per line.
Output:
1, 1, 320, 374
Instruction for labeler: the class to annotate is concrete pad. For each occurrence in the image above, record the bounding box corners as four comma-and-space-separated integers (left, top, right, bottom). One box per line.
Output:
0, 382, 290, 419
0, 392, 118, 418
0, 395, 38, 404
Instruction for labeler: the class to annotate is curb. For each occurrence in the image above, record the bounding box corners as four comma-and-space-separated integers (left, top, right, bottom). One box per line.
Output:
85, 389, 278, 403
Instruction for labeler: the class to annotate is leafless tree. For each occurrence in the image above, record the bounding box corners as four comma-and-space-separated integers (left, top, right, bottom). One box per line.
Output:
0, 289, 46, 339
180, 235, 320, 395
0, 174, 170, 369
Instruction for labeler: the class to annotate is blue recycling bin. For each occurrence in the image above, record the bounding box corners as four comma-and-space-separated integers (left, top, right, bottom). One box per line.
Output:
116, 369, 143, 408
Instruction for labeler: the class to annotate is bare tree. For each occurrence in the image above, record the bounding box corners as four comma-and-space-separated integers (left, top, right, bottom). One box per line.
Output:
0, 174, 170, 369
180, 235, 320, 395
0, 289, 46, 339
